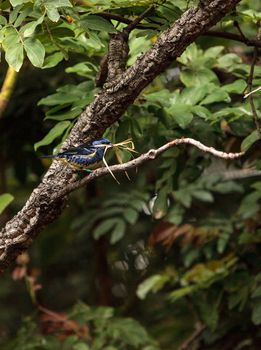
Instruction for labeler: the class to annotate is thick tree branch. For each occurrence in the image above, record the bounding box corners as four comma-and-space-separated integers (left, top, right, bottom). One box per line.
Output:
52, 138, 244, 200
0, 0, 242, 271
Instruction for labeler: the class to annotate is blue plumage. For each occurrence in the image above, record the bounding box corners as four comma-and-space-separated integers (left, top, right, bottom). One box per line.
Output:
43, 138, 111, 170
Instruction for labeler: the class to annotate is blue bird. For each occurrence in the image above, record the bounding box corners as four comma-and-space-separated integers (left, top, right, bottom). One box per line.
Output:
42, 138, 112, 172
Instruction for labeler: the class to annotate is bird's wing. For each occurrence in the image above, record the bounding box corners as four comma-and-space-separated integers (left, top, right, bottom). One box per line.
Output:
59, 145, 94, 156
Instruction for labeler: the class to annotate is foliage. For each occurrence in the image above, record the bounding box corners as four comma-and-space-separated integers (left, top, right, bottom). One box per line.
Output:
0, 0, 261, 349
2, 302, 159, 350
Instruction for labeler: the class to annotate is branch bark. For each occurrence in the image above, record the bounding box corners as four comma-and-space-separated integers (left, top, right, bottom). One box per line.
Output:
0, 0, 242, 271
52, 138, 244, 201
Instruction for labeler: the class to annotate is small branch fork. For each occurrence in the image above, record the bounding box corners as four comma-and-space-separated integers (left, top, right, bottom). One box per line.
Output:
96, 6, 154, 86
53, 138, 244, 200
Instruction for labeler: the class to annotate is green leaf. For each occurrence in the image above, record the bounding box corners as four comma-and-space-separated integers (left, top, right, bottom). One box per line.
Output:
178, 43, 200, 65
252, 287, 261, 299
192, 105, 211, 119
166, 204, 184, 225
93, 218, 119, 239
4, 42, 24, 71
252, 299, 261, 325
180, 86, 207, 105
110, 220, 126, 244
80, 15, 116, 32
24, 38, 45, 67
43, 0, 72, 21
45, 107, 82, 121
9, 4, 22, 23
14, 7, 31, 27
241, 130, 260, 152
222, 79, 247, 94
73, 343, 90, 350
169, 285, 196, 301
43, 52, 64, 69
238, 191, 261, 219
9, 0, 27, 5
137, 274, 169, 300
50, 0, 72, 7
38, 82, 93, 106
34, 121, 71, 150
0, 15, 7, 26
180, 68, 218, 87
2, 27, 24, 71
123, 208, 139, 224
22, 15, 45, 37
166, 103, 193, 129
65, 62, 95, 77
0, 193, 14, 214
174, 189, 192, 208
46, 6, 60, 22
200, 89, 230, 105
192, 190, 214, 203
194, 291, 221, 331
217, 53, 242, 71
204, 46, 224, 59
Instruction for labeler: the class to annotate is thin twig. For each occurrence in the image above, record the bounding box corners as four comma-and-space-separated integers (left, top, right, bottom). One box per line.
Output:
177, 322, 206, 350
233, 20, 249, 43
245, 25, 261, 138
244, 86, 261, 98
97, 12, 156, 30
124, 6, 155, 34
52, 138, 244, 200
202, 31, 261, 48
248, 49, 261, 137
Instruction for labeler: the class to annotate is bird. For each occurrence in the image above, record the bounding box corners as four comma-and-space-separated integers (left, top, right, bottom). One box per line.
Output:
42, 138, 112, 172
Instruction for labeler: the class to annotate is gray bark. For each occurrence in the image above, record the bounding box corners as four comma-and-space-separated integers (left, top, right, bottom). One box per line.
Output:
0, 0, 241, 271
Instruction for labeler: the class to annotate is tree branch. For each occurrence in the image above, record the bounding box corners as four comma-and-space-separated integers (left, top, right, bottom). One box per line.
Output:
0, 67, 18, 119
202, 30, 261, 48
123, 6, 155, 34
52, 138, 244, 200
177, 322, 206, 350
245, 25, 261, 137
0, 0, 242, 271
97, 12, 154, 30
97, 12, 261, 48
